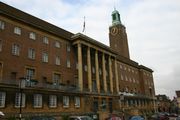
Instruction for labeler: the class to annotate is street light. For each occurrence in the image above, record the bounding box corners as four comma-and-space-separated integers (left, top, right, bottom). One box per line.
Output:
19, 77, 26, 120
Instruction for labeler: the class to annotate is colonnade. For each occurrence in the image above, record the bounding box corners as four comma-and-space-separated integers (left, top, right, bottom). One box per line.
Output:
77, 42, 119, 94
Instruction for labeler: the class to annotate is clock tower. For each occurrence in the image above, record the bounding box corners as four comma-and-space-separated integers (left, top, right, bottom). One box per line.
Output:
109, 9, 130, 58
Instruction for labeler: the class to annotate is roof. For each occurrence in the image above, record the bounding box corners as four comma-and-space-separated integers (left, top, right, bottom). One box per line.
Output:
0, 2, 73, 40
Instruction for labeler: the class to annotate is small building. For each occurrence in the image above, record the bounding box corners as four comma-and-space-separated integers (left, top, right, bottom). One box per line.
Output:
156, 95, 171, 113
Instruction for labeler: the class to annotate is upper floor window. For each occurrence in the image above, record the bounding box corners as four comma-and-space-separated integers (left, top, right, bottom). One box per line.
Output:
49, 95, 57, 108
55, 41, 60, 48
29, 32, 36, 40
63, 96, 69, 108
74, 96, 80, 108
42, 52, 48, 63
0, 40, 2, 52
14, 27, 21, 35
0, 20, 5, 30
0, 92, 6, 108
67, 59, 71, 68
53, 73, 61, 85
55, 56, 60, 65
26, 68, 35, 79
12, 44, 20, 56
43, 37, 49, 44
67, 44, 71, 52
28, 48, 35, 59
15, 93, 26, 108
33, 94, 42, 108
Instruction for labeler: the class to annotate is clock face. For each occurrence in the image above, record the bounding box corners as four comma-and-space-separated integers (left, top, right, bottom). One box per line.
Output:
111, 27, 118, 35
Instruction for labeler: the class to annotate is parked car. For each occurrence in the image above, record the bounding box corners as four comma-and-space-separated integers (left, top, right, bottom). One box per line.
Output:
69, 116, 93, 120
150, 113, 169, 120
176, 116, 180, 120
130, 115, 144, 120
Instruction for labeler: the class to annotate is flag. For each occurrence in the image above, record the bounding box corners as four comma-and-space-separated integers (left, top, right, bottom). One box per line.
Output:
82, 16, 85, 32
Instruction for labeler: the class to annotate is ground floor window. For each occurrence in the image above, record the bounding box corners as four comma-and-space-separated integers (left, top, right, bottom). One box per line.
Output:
63, 96, 69, 108
33, 94, 42, 108
49, 95, 57, 108
74, 96, 80, 108
15, 92, 26, 108
0, 92, 6, 108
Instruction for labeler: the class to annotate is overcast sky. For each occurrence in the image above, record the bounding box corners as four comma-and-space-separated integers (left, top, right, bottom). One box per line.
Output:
1, 0, 180, 99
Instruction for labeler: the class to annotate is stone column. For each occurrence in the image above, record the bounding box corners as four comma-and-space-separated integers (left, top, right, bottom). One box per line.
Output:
77, 43, 83, 91
87, 46, 92, 92
102, 53, 107, 92
109, 56, 113, 93
95, 50, 100, 93
114, 59, 119, 93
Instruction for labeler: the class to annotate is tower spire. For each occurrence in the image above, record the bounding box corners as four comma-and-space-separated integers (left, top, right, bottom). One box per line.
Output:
111, 9, 121, 26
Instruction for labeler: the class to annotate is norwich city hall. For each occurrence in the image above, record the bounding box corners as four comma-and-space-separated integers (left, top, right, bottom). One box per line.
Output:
0, 2, 156, 120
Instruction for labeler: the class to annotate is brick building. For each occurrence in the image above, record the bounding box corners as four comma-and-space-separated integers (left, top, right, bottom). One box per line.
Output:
0, 2, 156, 119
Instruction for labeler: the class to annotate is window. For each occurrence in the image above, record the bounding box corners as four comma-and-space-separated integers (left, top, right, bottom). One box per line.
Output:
43, 37, 49, 44
63, 96, 69, 107
92, 67, 95, 74
84, 65, 87, 71
28, 48, 35, 59
55, 56, 60, 65
11, 72, 17, 80
29, 32, 36, 40
67, 59, 71, 68
14, 27, 21, 35
26, 68, 35, 79
0, 40, 2, 52
74, 96, 80, 108
101, 99, 106, 110
15, 93, 25, 108
67, 44, 71, 52
0, 20, 5, 30
53, 73, 60, 85
99, 68, 102, 75
33, 94, 42, 108
121, 74, 124, 80
12, 44, 20, 56
49, 95, 57, 108
0, 92, 6, 108
42, 52, 48, 62
55, 41, 60, 48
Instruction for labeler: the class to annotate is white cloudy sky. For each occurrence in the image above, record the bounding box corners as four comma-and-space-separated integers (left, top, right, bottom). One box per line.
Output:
1, 0, 180, 99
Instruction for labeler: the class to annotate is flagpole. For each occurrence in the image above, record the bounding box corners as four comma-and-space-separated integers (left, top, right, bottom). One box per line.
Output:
82, 16, 86, 34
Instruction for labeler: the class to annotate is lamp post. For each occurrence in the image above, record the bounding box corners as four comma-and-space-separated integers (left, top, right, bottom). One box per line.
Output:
19, 77, 25, 120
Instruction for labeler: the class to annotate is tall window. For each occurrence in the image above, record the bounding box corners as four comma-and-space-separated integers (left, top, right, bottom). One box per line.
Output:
55, 41, 60, 48
102, 98, 106, 110
55, 56, 60, 65
74, 96, 80, 108
42, 52, 48, 62
12, 44, 20, 56
63, 96, 69, 107
0, 20, 5, 30
53, 73, 60, 85
43, 37, 49, 44
33, 94, 42, 108
67, 59, 71, 68
0, 92, 6, 108
14, 27, 21, 35
0, 40, 2, 52
15, 93, 25, 108
28, 48, 35, 59
66, 44, 71, 52
29, 32, 36, 40
49, 95, 57, 108
26, 68, 35, 79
